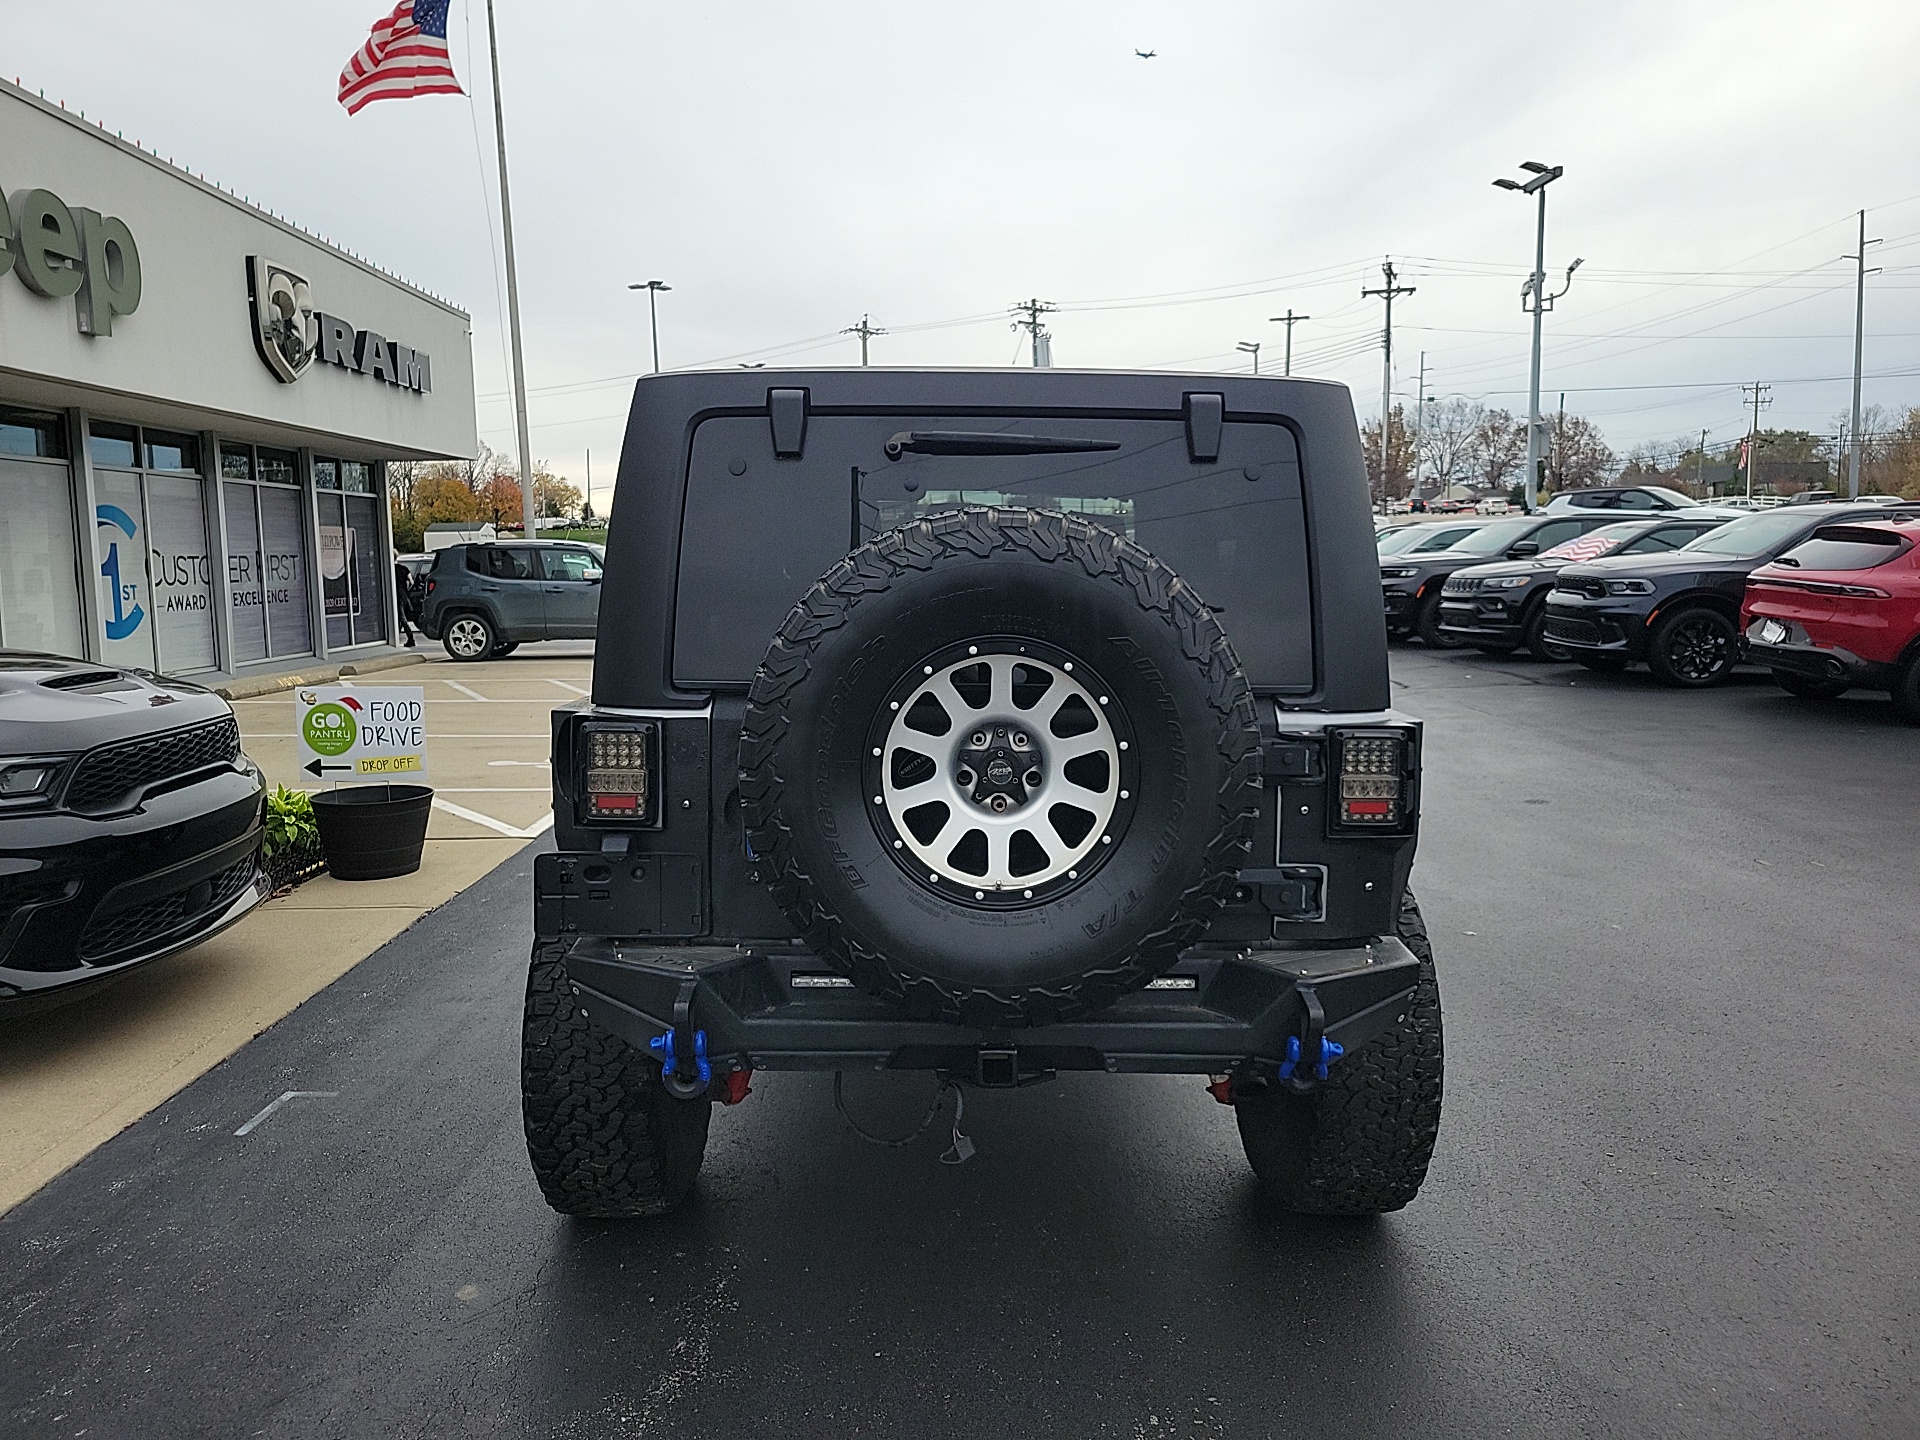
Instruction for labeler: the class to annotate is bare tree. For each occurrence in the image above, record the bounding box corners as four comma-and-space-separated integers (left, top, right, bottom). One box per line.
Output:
1419, 399, 1483, 493
1473, 408, 1526, 492
1547, 412, 1616, 490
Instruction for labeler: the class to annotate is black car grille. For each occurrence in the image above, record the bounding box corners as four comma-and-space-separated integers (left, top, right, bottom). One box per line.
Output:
64, 718, 240, 814
76, 856, 259, 964
1553, 577, 1608, 600
1443, 575, 1483, 595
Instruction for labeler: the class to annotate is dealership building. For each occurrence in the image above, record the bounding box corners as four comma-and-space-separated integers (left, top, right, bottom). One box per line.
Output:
0, 79, 477, 685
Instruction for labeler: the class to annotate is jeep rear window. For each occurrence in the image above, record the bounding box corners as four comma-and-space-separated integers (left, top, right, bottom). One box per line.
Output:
673, 413, 1312, 691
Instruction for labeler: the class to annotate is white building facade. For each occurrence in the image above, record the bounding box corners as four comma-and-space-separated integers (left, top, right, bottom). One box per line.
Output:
0, 80, 477, 680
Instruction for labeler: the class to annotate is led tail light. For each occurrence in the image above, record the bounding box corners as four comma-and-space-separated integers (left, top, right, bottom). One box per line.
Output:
581, 722, 656, 822
1329, 728, 1416, 831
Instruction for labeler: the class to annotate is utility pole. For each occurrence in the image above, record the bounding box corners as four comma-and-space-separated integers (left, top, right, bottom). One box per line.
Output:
1009, 298, 1057, 367
1361, 261, 1415, 505
1236, 340, 1261, 374
842, 314, 886, 365
1696, 428, 1707, 497
1844, 210, 1882, 498
484, 0, 537, 542
1410, 352, 1428, 499
1554, 391, 1565, 493
584, 447, 592, 523
1742, 382, 1772, 500
1268, 309, 1310, 376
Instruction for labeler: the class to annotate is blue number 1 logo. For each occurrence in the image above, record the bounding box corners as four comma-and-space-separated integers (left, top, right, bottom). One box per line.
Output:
96, 505, 146, 640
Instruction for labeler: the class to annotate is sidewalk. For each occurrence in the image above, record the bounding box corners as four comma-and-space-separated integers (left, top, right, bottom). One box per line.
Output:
0, 646, 588, 1213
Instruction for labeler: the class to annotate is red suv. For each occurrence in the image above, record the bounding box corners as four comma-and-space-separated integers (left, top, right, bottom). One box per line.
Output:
1742, 517, 1920, 721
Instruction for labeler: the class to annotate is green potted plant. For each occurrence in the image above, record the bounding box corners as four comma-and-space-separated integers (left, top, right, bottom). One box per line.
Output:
262, 785, 326, 890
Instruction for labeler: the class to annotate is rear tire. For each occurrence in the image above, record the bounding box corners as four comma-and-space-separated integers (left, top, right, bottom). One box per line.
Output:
493, 641, 520, 657
1891, 653, 1920, 724
1234, 889, 1444, 1215
442, 612, 497, 662
1576, 653, 1629, 673
1772, 670, 1848, 700
1415, 590, 1463, 648
520, 940, 711, 1217
1646, 607, 1736, 687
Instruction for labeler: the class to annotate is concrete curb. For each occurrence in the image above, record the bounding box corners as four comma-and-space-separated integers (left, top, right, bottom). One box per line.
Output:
214, 651, 431, 701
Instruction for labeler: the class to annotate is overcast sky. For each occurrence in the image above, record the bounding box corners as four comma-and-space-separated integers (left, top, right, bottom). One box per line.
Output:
14, 1, 1920, 503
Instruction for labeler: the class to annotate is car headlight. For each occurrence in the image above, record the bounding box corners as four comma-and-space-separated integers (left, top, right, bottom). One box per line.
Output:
1380, 567, 1418, 580
1486, 575, 1532, 589
0, 757, 71, 807
1606, 579, 1656, 596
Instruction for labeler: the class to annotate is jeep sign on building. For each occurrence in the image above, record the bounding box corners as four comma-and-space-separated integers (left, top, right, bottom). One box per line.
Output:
0, 78, 477, 679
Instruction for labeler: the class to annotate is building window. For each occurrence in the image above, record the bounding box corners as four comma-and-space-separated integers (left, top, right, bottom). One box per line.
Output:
0, 407, 67, 460
145, 431, 201, 473
217, 441, 313, 665
314, 458, 339, 491
88, 422, 138, 470
0, 410, 84, 655
315, 456, 389, 647
88, 419, 217, 674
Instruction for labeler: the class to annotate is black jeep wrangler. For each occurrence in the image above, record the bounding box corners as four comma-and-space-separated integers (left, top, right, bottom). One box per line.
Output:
522, 369, 1442, 1217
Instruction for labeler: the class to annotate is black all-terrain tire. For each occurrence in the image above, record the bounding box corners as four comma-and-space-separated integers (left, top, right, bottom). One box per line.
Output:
520, 941, 711, 1217
1771, 669, 1848, 700
442, 611, 497, 662
1646, 606, 1737, 687
1576, 653, 1630, 673
1523, 602, 1574, 663
1414, 590, 1463, 649
1234, 889, 1444, 1215
739, 507, 1262, 1029
1892, 653, 1920, 724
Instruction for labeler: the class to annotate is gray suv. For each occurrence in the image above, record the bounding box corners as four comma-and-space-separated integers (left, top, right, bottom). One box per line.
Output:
420, 540, 604, 661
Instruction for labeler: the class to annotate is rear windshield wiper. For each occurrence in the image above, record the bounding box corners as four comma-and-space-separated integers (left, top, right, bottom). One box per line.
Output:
884, 431, 1122, 461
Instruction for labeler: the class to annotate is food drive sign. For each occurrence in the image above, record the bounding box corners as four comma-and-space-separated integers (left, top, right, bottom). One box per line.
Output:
298, 686, 428, 780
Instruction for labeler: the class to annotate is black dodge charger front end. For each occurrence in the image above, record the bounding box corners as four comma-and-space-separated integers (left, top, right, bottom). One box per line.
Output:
0, 653, 268, 1004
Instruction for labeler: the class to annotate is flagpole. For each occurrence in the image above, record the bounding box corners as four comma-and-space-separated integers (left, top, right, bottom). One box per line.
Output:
483, 0, 538, 542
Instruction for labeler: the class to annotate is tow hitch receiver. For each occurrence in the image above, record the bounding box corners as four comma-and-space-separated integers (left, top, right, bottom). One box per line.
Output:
976, 1049, 1019, 1088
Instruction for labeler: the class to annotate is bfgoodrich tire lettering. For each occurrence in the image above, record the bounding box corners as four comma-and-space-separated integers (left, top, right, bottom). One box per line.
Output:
739, 507, 1261, 1029
520, 940, 711, 1217
1234, 889, 1444, 1214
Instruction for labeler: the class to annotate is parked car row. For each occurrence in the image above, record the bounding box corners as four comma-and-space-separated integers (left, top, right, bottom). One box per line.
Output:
1381, 502, 1920, 718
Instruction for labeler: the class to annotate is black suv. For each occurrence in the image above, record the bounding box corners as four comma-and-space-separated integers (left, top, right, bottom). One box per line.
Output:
419, 540, 605, 660
0, 653, 267, 1006
1436, 514, 1734, 660
1543, 502, 1920, 685
1381, 511, 1624, 646
524, 370, 1443, 1219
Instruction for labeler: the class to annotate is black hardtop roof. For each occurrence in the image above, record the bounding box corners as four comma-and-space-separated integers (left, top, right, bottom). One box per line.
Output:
596, 366, 1387, 711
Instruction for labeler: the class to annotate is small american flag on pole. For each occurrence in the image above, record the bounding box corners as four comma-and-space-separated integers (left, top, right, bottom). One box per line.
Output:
338, 0, 464, 115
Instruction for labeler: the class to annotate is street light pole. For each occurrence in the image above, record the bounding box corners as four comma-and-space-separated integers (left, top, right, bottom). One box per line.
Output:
629, 280, 671, 373
1494, 162, 1579, 512
1236, 340, 1261, 375
1268, 309, 1310, 376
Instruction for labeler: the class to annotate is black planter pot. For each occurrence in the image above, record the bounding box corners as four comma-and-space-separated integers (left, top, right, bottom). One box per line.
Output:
311, 784, 433, 880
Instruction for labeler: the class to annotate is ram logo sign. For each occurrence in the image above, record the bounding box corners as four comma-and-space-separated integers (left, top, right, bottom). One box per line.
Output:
246, 256, 432, 393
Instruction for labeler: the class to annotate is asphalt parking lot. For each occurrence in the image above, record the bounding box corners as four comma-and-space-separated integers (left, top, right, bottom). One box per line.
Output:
2, 645, 1916, 1439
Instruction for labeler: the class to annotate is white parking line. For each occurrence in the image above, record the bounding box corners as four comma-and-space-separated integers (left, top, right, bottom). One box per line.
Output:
443, 680, 490, 702
548, 679, 590, 695
431, 797, 555, 839
235, 1090, 339, 1137
434, 787, 550, 793
488, 759, 550, 767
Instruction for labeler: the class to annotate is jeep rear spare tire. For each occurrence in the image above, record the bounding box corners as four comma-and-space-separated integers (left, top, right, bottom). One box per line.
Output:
740, 507, 1261, 1028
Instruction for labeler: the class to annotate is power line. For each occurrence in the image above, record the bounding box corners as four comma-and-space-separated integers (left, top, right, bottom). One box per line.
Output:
842, 313, 887, 366
1009, 298, 1057, 367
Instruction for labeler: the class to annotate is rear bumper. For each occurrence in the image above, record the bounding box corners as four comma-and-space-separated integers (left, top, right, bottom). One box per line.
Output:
1743, 624, 1892, 689
561, 937, 1423, 1084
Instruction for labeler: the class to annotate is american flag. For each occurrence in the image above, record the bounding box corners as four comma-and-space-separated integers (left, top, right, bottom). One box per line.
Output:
338, 0, 464, 115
